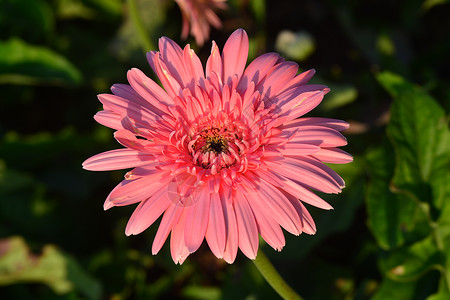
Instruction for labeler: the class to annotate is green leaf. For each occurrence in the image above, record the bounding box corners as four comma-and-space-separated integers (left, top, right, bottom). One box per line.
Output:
0, 38, 82, 85
321, 84, 358, 111
428, 293, 450, 300
365, 140, 428, 250
0, 237, 102, 299
182, 285, 221, 300
66, 256, 102, 300
371, 277, 417, 300
382, 236, 442, 282
377, 71, 450, 214
0, 236, 73, 294
85, 0, 122, 16
275, 30, 315, 62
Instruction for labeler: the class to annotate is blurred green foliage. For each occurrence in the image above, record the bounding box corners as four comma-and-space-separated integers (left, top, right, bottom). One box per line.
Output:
0, 0, 449, 299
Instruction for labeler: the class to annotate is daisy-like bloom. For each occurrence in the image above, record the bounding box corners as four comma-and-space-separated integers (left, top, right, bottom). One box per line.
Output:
83, 29, 352, 264
175, 0, 227, 46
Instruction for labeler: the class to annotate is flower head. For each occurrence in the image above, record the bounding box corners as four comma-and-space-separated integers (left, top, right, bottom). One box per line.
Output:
83, 29, 352, 264
175, 0, 226, 46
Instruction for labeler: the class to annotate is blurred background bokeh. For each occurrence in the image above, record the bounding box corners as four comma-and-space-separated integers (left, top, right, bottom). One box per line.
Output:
1, 0, 449, 299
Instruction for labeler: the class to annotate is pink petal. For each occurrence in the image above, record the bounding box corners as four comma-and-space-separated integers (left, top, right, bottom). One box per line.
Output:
183, 45, 205, 87
222, 29, 249, 85
266, 157, 342, 194
278, 143, 321, 156
206, 41, 223, 81
278, 176, 333, 210
103, 180, 127, 210
291, 156, 345, 188
247, 181, 302, 235
280, 126, 348, 147
298, 201, 316, 234
221, 193, 238, 264
110, 83, 164, 114
126, 68, 173, 113
97, 94, 158, 125
285, 194, 317, 235
255, 61, 299, 102
284, 68, 316, 90
114, 130, 152, 151
125, 186, 170, 236
184, 187, 211, 252
205, 193, 226, 259
152, 204, 183, 255
146, 52, 182, 99
312, 148, 353, 164
237, 53, 281, 93
170, 209, 191, 264
108, 172, 163, 207
282, 117, 350, 131
82, 149, 154, 171
94, 110, 122, 130
234, 190, 259, 259
283, 90, 329, 122
158, 37, 190, 88
245, 193, 285, 251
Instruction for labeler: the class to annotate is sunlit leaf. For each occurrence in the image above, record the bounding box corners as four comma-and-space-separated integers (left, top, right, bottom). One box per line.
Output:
84, 0, 122, 16
275, 30, 315, 61
365, 141, 428, 250
371, 277, 417, 300
422, 0, 449, 11
382, 236, 442, 282
321, 84, 358, 111
0, 236, 73, 294
182, 285, 221, 300
377, 71, 450, 214
0, 38, 82, 85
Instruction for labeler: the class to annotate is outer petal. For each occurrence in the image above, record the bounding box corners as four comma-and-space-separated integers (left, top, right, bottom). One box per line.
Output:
255, 61, 299, 102
158, 37, 189, 88
234, 190, 259, 259
282, 117, 350, 131
245, 193, 285, 251
222, 192, 238, 263
170, 209, 191, 264
184, 187, 211, 252
265, 157, 343, 194
125, 186, 171, 236
247, 181, 303, 235
107, 171, 163, 207
283, 68, 316, 90
312, 148, 353, 164
206, 41, 223, 81
237, 53, 281, 93
94, 110, 122, 130
205, 193, 226, 259
126, 68, 173, 113
277, 126, 348, 148
222, 29, 249, 85
97, 94, 158, 125
284, 194, 317, 235
183, 45, 205, 87
152, 204, 183, 255
82, 149, 154, 171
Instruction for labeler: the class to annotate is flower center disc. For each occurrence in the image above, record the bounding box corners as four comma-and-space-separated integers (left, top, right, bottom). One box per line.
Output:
188, 118, 248, 172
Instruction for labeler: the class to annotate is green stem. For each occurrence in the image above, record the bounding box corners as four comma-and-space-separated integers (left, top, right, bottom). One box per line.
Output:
252, 248, 304, 300
127, 0, 154, 51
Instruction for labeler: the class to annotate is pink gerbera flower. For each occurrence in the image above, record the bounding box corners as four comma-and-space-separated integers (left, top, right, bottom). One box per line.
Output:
175, 0, 226, 46
83, 29, 352, 264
